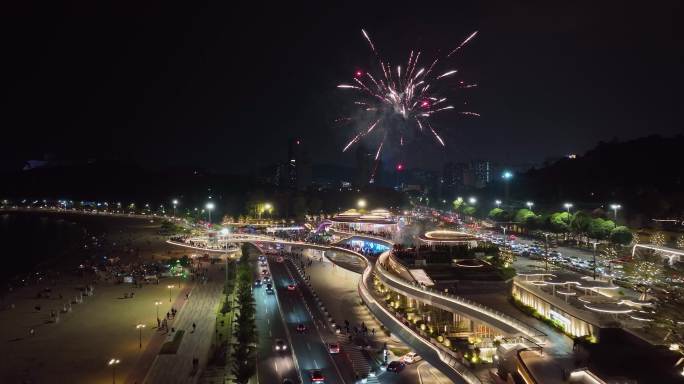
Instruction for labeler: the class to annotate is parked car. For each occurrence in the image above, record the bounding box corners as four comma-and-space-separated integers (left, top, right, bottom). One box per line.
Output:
387, 361, 406, 372
402, 352, 421, 364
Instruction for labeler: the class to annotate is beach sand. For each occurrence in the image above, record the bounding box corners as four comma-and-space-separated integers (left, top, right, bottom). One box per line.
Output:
0, 213, 195, 384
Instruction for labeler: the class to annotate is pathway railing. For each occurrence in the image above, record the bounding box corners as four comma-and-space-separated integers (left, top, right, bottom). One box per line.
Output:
375, 252, 546, 344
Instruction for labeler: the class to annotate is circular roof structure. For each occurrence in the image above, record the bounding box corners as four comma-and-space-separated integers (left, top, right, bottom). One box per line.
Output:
332, 207, 396, 225
419, 230, 479, 244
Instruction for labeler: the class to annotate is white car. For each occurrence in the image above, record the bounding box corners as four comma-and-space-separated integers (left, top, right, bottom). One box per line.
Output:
402, 352, 421, 364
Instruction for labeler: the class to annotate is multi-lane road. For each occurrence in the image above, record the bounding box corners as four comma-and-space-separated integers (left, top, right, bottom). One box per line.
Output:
255, 253, 354, 384
253, 257, 298, 384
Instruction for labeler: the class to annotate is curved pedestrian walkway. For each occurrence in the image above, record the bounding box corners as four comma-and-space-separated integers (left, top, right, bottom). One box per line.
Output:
374, 252, 546, 343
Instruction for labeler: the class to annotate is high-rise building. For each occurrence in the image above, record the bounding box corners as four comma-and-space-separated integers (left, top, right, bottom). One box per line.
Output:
441, 162, 468, 199
472, 160, 491, 188
274, 138, 311, 190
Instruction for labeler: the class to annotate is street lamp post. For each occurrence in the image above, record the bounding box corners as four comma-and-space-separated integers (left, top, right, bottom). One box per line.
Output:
155, 301, 162, 323
495, 200, 502, 208
591, 242, 599, 280
172, 199, 178, 217
357, 199, 367, 210
108, 358, 120, 384
610, 204, 621, 220
502, 171, 513, 202
544, 233, 550, 272
526, 201, 534, 210
205, 202, 215, 223
136, 324, 146, 349
564, 202, 573, 214
563, 203, 573, 242
167, 285, 174, 302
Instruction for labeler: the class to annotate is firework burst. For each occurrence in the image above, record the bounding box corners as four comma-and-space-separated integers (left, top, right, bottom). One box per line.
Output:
338, 28, 479, 161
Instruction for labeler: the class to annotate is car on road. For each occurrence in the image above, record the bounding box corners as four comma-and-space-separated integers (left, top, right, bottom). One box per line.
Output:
328, 343, 340, 354
296, 323, 307, 333
309, 369, 325, 382
254, 279, 262, 287
276, 256, 284, 263
263, 276, 271, 283
258, 255, 266, 261
402, 352, 421, 364
274, 338, 288, 351
387, 360, 405, 372
287, 283, 297, 291
266, 283, 274, 294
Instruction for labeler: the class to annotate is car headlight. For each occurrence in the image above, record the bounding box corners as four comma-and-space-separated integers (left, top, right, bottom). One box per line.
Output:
275, 346, 280, 350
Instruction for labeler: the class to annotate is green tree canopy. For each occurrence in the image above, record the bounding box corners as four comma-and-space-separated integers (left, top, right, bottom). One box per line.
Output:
514, 208, 536, 223
587, 218, 615, 240
571, 211, 592, 235
610, 226, 633, 245
548, 212, 571, 233
463, 206, 477, 216
488, 208, 503, 219
489, 207, 503, 219
488, 208, 512, 221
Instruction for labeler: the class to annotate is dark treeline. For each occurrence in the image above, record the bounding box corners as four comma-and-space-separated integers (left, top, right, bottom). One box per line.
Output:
481, 135, 684, 227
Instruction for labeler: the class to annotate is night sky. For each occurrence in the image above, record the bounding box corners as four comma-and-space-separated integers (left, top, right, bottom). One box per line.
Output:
2, 1, 682, 173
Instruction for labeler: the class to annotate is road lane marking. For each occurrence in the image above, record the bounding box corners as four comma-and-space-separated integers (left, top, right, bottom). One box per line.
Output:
306, 342, 311, 350
314, 359, 319, 368
274, 361, 279, 372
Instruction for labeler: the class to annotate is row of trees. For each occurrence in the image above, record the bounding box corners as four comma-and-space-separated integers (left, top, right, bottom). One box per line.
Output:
478, 206, 634, 245
231, 244, 257, 383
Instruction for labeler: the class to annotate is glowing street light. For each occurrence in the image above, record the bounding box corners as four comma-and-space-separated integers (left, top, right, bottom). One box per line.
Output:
136, 324, 146, 349
564, 203, 573, 213
259, 203, 273, 220
357, 199, 367, 209
108, 358, 120, 384
167, 285, 175, 302
154, 301, 162, 322
495, 200, 502, 208
172, 199, 179, 217
526, 201, 534, 210
502, 171, 513, 202
468, 197, 477, 204
205, 202, 215, 223
610, 204, 622, 220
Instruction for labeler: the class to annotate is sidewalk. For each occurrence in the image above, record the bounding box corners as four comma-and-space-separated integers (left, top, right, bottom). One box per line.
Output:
125, 283, 195, 384
142, 262, 225, 384
300, 253, 406, 364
